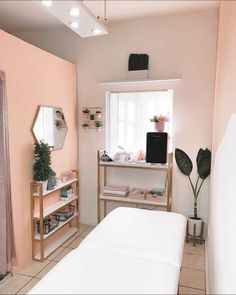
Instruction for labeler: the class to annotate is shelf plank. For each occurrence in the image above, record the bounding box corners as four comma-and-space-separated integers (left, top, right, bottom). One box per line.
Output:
99, 194, 168, 207
34, 227, 78, 260
33, 178, 78, 197
33, 195, 79, 219
99, 161, 169, 170
34, 213, 79, 240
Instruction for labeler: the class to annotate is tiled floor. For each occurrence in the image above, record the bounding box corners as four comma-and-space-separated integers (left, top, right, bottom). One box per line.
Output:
179, 242, 206, 294
0, 224, 206, 295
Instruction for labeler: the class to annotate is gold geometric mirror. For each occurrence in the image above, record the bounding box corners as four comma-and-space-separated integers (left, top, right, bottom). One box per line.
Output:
32, 106, 68, 150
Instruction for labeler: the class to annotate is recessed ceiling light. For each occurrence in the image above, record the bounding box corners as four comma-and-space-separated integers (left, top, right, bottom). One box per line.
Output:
69, 8, 80, 16
70, 22, 79, 29
41, 0, 53, 6
91, 28, 102, 35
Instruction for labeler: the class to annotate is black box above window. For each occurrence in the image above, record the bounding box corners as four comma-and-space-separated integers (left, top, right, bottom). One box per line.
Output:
128, 54, 149, 71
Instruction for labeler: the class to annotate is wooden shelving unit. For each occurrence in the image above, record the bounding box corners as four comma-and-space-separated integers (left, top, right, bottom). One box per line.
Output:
97, 151, 173, 223
30, 170, 79, 262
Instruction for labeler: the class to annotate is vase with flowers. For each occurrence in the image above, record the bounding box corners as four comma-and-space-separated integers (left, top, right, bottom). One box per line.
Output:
150, 115, 169, 132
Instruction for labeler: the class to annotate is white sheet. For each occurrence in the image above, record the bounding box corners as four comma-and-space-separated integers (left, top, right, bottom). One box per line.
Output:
29, 247, 179, 294
81, 207, 186, 267
29, 208, 186, 295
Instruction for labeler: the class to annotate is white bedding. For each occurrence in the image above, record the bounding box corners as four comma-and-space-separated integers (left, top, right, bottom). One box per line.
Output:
29, 208, 186, 295
81, 208, 186, 267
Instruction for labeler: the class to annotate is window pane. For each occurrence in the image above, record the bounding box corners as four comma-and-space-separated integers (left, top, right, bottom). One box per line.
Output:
107, 90, 173, 155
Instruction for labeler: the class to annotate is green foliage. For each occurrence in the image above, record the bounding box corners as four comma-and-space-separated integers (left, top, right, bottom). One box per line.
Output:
33, 141, 51, 181
197, 148, 211, 179
95, 121, 103, 128
175, 148, 212, 218
175, 148, 193, 176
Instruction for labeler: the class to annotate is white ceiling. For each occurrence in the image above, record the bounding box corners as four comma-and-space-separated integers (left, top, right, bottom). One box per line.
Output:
84, 0, 220, 22
0, 0, 219, 33
0, 1, 62, 32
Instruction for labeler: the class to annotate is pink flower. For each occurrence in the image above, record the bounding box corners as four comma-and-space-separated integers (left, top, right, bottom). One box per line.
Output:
150, 115, 169, 123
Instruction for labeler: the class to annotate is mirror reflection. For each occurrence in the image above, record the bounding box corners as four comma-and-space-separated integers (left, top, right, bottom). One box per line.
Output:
32, 106, 68, 150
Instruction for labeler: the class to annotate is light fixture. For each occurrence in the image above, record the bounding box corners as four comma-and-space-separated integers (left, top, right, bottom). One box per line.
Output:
40, 1, 108, 38
69, 7, 80, 16
41, 0, 53, 6
70, 21, 79, 29
91, 28, 102, 35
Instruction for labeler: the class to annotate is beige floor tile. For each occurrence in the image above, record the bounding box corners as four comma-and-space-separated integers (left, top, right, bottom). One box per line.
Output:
47, 247, 65, 261
53, 248, 73, 262
75, 224, 91, 237
36, 261, 58, 279
179, 286, 205, 295
79, 223, 90, 230
62, 234, 78, 248
184, 242, 205, 256
16, 260, 50, 277
0, 274, 31, 295
17, 278, 40, 294
180, 268, 205, 290
0, 273, 11, 285
182, 254, 205, 271
66, 237, 84, 249
80, 227, 94, 238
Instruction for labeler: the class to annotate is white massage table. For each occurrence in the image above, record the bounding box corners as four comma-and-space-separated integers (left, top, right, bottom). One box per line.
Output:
29, 208, 186, 294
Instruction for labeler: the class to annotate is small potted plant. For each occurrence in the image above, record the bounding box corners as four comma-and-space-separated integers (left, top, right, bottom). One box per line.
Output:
33, 141, 52, 194
95, 121, 103, 132
82, 108, 90, 119
175, 148, 211, 240
82, 123, 90, 131
150, 115, 169, 132
95, 110, 102, 119
90, 114, 95, 120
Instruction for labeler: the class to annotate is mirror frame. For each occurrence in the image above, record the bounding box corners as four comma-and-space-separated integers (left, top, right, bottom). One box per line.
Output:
31, 105, 68, 151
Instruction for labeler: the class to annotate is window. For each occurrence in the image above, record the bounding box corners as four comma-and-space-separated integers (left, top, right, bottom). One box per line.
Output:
107, 90, 173, 155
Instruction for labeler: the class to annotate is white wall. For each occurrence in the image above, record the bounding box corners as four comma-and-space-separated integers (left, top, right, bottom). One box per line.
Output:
208, 2, 236, 294
16, 10, 218, 225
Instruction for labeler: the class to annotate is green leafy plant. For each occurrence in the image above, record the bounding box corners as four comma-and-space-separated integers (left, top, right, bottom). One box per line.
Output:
33, 141, 52, 181
82, 123, 89, 128
175, 148, 211, 219
95, 121, 103, 128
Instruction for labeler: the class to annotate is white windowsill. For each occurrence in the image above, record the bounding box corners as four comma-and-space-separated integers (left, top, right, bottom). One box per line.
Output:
99, 78, 182, 91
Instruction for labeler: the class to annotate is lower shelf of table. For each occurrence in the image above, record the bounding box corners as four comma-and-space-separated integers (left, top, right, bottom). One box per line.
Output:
99, 194, 169, 207
34, 213, 79, 240
34, 227, 78, 260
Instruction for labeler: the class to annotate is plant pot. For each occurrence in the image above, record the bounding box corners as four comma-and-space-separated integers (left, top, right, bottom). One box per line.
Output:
83, 127, 89, 132
188, 217, 203, 236
37, 180, 48, 195
83, 113, 89, 119
96, 113, 102, 119
155, 122, 165, 132
96, 127, 102, 132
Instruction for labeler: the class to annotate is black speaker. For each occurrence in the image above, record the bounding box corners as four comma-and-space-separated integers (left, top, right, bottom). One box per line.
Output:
146, 132, 168, 164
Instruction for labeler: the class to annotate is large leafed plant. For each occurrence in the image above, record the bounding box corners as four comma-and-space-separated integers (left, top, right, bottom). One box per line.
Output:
175, 148, 211, 219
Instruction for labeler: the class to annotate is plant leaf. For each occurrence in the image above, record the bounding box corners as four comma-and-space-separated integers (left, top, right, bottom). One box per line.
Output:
197, 148, 211, 179
175, 148, 193, 176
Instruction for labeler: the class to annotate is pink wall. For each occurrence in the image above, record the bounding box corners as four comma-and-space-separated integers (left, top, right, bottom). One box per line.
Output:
208, 2, 236, 293
0, 29, 77, 269
213, 2, 236, 148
